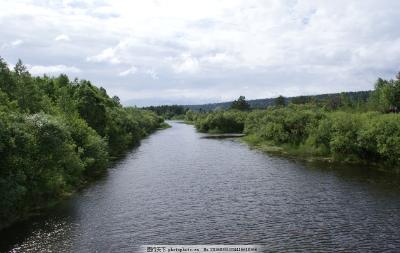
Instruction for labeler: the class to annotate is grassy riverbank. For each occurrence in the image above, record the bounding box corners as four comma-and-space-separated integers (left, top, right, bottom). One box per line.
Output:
241, 134, 387, 169
186, 73, 400, 173
190, 109, 400, 173
0, 57, 165, 230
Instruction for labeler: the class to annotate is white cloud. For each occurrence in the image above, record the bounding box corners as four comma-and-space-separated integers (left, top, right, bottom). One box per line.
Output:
173, 54, 200, 74
2, 39, 24, 49
55, 34, 70, 41
86, 47, 120, 64
201, 53, 235, 65
145, 69, 159, 80
1, 0, 400, 105
29, 65, 81, 75
119, 66, 137, 76
11, 39, 23, 47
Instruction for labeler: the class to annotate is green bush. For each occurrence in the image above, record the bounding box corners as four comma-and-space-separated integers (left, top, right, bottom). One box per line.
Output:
245, 106, 323, 145
0, 57, 164, 228
194, 110, 246, 133
361, 114, 400, 164
193, 102, 400, 169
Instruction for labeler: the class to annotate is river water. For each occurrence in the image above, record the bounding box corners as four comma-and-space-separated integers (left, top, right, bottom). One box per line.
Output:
1, 121, 400, 252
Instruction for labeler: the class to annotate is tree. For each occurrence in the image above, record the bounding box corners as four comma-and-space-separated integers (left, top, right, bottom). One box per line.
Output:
14, 59, 29, 76
143, 105, 186, 119
0, 57, 15, 97
291, 96, 310, 105
275, 95, 286, 107
75, 82, 107, 136
112, 96, 120, 105
369, 73, 400, 113
13, 60, 45, 113
323, 96, 342, 111
57, 74, 69, 87
230, 96, 250, 111
0, 56, 164, 228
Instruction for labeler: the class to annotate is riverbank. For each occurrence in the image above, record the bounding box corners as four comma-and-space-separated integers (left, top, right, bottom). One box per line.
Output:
187, 106, 400, 174
0, 124, 168, 232
0, 58, 167, 231
240, 134, 400, 174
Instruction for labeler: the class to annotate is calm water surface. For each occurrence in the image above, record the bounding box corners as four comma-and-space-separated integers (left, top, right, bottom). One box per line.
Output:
1, 121, 400, 252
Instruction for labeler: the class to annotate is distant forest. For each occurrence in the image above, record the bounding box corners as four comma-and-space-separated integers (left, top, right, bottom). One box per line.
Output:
183, 91, 372, 112
144, 90, 372, 118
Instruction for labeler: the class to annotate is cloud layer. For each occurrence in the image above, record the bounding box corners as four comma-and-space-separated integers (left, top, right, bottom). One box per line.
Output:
1, 0, 400, 106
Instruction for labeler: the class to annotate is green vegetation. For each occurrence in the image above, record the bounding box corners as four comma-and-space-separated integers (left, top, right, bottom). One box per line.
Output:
274, 95, 286, 107
143, 105, 187, 119
184, 91, 371, 111
187, 73, 400, 171
230, 96, 250, 111
191, 110, 247, 133
0, 57, 164, 229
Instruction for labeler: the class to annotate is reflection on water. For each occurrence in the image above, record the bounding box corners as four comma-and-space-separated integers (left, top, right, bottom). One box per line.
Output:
1, 121, 400, 252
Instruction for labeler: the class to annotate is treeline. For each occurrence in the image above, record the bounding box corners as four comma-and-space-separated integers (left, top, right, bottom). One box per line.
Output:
143, 104, 187, 119
0, 58, 163, 229
187, 72, 400, 170
184, 91, 371, 111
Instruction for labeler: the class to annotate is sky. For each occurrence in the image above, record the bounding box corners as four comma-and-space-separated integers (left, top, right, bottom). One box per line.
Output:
1, 0, 400, 106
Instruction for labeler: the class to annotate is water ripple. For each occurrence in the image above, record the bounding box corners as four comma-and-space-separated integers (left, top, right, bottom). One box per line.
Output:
1, 121, 400, 252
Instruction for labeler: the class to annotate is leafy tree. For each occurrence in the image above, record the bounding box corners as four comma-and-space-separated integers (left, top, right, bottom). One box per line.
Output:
291, 96, 311, 105
230, 96, 250, 111
144, 105, 186, 119
275, 95, 286, 107
12, 60, 45, 113
0, 56, 164, 229
112, 95, 121, 105
0, 57, 14, 97
369, 74, 400, 113
75, 81, 107, 136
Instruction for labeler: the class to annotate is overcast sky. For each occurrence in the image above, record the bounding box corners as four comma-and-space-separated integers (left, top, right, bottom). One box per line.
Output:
1, 0, 400, 106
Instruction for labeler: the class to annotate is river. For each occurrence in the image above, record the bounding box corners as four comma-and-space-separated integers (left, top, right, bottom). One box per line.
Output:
1, 121, 400, 252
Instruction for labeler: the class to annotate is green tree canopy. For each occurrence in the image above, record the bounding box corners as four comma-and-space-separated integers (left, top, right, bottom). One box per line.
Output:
230, 96, 250, 111
275, 95, 286, 107
0, 57, 164, 229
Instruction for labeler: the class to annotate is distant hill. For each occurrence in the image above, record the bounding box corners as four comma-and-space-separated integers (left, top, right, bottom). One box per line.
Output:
183, 91, 372, 111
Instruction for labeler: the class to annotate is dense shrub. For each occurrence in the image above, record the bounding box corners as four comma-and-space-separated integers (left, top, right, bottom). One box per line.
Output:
191, 100, 400, 170
0, 57, 163, 228
245, 106, 324, 145
359, 114, 400, 164
194, 110, 247, 133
